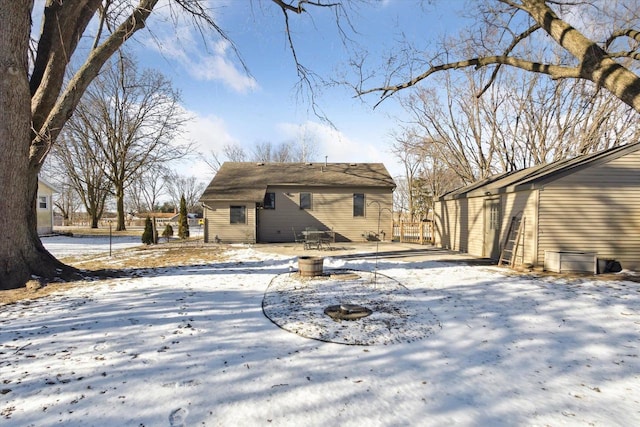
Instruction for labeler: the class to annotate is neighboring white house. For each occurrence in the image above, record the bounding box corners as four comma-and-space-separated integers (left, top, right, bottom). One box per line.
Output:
37, 178, 58, 235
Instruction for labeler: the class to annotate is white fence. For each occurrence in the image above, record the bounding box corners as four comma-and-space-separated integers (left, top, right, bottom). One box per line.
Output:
393, 222, 433, 244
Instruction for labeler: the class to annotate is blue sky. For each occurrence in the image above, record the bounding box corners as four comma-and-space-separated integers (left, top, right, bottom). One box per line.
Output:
125, 0, 467, 181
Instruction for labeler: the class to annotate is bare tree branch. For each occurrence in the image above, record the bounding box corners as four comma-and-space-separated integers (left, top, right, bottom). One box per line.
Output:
31, 0, 160, 169
271, 0, 341, 14
358, 0, 640, 114
270, 0, 348, 123
607, 50, 640, 60
477, 24, 541, 97
361, 55, 580, 108
605, 28, 640, 49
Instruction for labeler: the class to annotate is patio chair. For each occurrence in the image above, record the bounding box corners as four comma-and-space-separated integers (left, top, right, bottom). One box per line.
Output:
292, 227, 310, 249
319, 235, 332, 250
303, 231, 321, 250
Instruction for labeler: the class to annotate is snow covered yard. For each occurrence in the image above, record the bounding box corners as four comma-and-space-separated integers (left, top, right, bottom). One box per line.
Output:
40, 234, 142, 258
1, 239, 639, 426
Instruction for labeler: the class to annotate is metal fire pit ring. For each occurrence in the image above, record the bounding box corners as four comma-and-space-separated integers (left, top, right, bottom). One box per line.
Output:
324, 304, 372, 321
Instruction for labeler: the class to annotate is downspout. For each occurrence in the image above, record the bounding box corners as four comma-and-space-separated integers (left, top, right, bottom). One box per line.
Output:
533, 188, 541, 267
50, 194, 54, 234
201, 202, 213, 243
254, 203, 259, 244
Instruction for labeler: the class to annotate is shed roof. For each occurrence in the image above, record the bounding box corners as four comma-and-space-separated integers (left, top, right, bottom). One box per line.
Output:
38, 177, 60, 193
199, 162, 396, 203
441, 142, 640, 200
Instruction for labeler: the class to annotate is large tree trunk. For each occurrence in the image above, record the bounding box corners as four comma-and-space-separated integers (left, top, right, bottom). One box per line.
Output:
0, 2, 75, 290
1, 0, 159, 289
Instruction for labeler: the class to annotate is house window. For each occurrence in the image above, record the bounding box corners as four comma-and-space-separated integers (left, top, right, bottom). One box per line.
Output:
353, 193, 365, 217
264, 192, 275, 209
300, 192, 312, 210
230, 206, 246, 224
38, 196, 48, 209
489, 202, 500, 230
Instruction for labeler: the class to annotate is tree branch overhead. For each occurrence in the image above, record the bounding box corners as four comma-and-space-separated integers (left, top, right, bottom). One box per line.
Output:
358, 0, 640, 114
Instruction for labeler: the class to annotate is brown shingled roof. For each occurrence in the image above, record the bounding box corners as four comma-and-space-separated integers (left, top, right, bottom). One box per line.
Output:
199, 162, 396, 203
440, 142, 640, 200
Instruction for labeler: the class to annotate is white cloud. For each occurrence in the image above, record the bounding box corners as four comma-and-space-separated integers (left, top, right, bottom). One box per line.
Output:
143, 9, 258, 94
276, 121, 390, 165
187, 112, 238, 152
173, 112, 238, 181
189, 41, 259, 93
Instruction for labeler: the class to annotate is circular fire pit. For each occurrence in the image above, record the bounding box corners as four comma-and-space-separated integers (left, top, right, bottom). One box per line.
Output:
324, 304, 372, 321
263, 269, 440, 345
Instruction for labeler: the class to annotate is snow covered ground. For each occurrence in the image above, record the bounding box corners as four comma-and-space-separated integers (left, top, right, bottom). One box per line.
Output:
42, 227, 204, 258
1, 237, 639, 426
40, 234, 142, 258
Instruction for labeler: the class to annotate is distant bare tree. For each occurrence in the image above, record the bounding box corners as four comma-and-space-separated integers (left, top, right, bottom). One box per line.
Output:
392, 177, 410, 222
50, 122, 112, 228
392, 129, 464, 216
390, 130, 423, 222
204, 143, 248, 174
128, 165, 169, 213
251, 141, 294, 162
290, 126, 320, 162
401, 66, 640, 183
202, 151, 223, 175
271, 142, 293, 163
52, 181, 83, 227
81, 53, 191, 231
164, 171, 206, 212
498, 73, 640, 167
400, 71, 502, 184
223, 144, 248, 162
416, 144, 464, 207
205, 135, 319, 173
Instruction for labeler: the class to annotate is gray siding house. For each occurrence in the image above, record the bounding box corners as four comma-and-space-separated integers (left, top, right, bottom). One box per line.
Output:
199, 162, 396, 244
434, 143, 640, 271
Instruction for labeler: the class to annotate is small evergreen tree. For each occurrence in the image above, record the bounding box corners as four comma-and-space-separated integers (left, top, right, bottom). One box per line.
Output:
141, 217, 155, 245
162, 224, 174, 242
178, 194, 189, 239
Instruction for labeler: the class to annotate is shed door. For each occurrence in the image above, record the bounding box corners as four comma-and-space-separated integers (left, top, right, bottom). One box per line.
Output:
483, 198, 501, 259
